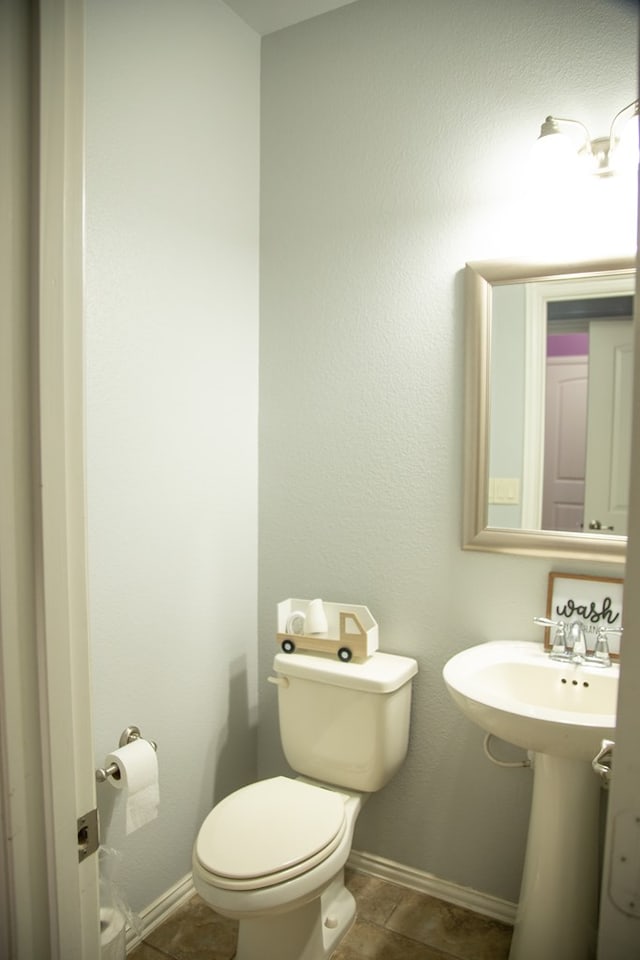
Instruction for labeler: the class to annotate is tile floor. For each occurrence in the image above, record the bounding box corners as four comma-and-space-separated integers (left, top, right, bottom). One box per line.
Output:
128, 868, 513, 960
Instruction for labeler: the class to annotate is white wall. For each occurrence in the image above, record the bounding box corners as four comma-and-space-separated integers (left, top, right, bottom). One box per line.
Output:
258, 0, 638, 903
85, 0, 260, 913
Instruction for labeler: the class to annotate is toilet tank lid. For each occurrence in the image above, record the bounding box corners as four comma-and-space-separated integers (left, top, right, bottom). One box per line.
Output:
273, 650, 418, 693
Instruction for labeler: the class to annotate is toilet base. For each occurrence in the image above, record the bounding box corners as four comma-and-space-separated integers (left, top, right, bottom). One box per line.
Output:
235, 871, 356, 960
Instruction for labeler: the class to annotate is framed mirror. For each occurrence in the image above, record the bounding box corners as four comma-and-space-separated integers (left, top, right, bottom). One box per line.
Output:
463, 256, 635, 563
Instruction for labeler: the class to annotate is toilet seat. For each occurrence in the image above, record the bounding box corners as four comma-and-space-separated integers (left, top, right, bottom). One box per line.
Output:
195, 777, 347, 891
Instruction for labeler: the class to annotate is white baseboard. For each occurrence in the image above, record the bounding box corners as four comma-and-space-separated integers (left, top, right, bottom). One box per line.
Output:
347, 849, 517, 926
125, 872, 195, 951
124, 853, 516, 951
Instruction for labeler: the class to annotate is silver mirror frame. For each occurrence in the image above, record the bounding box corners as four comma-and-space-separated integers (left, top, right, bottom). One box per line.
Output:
463, 256, 635, 564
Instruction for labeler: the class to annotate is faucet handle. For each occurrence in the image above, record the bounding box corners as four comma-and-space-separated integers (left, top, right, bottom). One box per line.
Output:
533, 616, 560, 628
587, 625, 622, 667
590, 628, 611, 667
534, 617, 570, 660
550, 621, 570, 660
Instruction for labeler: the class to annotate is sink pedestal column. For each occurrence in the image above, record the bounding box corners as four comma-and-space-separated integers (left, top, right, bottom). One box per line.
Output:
509, 752, 601, 960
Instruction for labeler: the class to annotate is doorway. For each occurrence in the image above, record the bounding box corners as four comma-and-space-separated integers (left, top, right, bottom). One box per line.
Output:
541, 295, 633, 533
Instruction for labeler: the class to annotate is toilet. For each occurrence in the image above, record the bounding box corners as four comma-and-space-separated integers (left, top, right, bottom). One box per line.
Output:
192, 649, 418, 960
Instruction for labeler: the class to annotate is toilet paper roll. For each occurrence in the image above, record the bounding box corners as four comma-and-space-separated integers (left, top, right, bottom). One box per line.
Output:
105, 739, 159, 835
306, 598, 328, 634
100, 907, 125, 960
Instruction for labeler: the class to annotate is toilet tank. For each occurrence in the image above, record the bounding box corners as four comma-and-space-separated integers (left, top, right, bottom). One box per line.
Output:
272, 650, 418, 792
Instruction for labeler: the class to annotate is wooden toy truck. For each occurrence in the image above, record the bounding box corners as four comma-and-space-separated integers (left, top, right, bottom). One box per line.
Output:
276, 599, 378, 662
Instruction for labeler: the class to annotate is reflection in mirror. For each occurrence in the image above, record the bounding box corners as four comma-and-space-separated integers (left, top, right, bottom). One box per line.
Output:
463, 258, 635, 563
544, 294, 633, 535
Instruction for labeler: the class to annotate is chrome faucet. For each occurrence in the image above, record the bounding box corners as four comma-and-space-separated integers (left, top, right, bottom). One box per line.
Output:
533, 617, 621, 667
567, 621, 587, 662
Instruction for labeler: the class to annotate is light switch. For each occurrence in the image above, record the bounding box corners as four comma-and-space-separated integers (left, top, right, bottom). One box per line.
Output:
488, 478, 521, 504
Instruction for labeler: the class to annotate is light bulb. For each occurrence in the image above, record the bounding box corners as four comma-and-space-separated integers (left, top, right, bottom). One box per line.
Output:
534, 129, 580, 178
613, 113, 639, 174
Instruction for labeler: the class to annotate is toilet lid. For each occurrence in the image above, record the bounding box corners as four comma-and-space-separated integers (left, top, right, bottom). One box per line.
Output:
195, 777, 347, 889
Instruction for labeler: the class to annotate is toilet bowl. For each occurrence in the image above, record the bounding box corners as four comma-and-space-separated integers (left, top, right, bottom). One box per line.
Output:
192, 777, 364, 960
193, 649, 418, 960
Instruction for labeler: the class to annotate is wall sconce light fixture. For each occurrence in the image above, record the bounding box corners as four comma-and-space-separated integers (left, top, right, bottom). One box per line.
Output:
537, 99, 639, 176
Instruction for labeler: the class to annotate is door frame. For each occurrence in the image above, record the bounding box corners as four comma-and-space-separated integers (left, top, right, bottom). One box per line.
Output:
597, 260, 640, 952
0, 0, 100, 956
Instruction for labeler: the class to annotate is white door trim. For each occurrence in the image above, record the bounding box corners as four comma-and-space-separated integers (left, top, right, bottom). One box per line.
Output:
597, 259, 640, 951
0, 0, 100, 956
1, 2, 52, 955
36, 0, 100, 956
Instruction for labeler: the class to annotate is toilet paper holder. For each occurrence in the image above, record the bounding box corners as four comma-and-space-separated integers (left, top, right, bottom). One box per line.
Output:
95, 725, 158, 782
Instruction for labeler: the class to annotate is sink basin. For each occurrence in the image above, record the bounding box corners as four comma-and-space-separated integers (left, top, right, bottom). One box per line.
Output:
443, 639, 617, 760
443, 640, 619, 960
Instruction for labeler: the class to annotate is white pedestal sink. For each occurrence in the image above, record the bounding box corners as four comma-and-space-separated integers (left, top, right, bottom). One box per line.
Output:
443, 641, 618, 960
